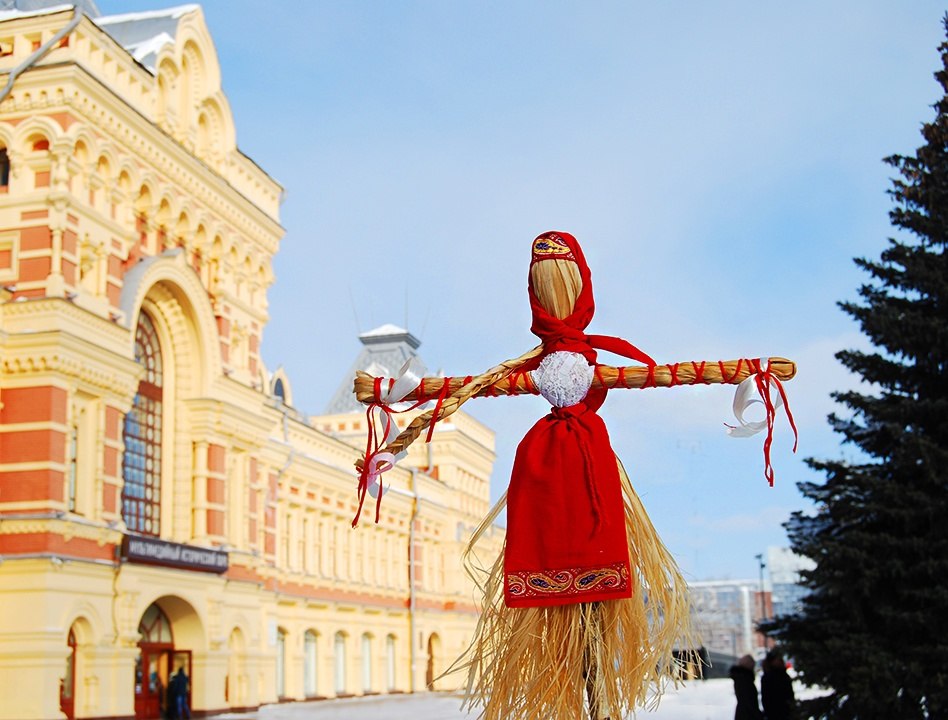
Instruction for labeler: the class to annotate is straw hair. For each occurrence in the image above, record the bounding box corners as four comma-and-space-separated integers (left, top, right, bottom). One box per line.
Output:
531, 258, 582, 320
446, 459, 700, 720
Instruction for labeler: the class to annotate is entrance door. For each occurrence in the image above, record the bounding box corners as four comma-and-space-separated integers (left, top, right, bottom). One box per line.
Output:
135, 603, 175, 720
135, 646, 171, 719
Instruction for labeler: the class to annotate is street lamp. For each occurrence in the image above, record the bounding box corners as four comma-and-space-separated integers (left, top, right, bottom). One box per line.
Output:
755, 553, 767, 651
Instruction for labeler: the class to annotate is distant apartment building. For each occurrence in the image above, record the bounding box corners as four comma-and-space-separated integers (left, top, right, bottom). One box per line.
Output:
0, 3, 500, 719
766, 545, 814, 620
691, 579, 768, 663
690, 546, 810, 673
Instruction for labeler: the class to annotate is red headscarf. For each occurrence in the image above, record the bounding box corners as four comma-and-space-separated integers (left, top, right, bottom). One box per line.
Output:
527, 231, 656, 403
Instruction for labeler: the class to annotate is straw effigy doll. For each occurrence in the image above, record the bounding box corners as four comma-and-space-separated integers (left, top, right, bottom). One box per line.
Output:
351, 231, 796, 720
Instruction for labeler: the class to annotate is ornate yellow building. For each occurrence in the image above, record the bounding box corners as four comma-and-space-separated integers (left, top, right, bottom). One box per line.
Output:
0, 3, 501, 718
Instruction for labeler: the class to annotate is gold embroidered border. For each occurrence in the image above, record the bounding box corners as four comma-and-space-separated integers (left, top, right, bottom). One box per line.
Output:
506, 561, 629, 599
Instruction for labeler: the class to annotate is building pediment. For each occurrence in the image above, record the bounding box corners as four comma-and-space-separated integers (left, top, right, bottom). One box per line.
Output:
95, 5, 237, 164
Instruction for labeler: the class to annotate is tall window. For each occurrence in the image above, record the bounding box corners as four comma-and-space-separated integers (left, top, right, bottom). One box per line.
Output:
361, 633, 372, 692
301, 517, 309, 573
122, 312, 163, 536
334, 632, 346, 695
304, 630, 318, 697
67, 419, 79, 513
276, 628, 287, 698
386, 635, 396, 691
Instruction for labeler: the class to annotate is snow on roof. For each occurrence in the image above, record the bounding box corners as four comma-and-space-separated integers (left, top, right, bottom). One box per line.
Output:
360, 323, 410, 338
92, 4, 199, 72
0, 4, 74, 21
94, 4, 198, 27
124, 30, 173, 65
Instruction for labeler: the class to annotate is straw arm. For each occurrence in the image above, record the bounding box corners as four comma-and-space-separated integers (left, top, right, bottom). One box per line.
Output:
354, 357, 796, 404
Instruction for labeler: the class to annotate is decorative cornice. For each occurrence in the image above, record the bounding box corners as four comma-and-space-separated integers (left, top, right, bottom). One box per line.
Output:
0, 64, 282, 253
0, 305, 141, 397
184, 396, 279, 446
0, 515, 123, 547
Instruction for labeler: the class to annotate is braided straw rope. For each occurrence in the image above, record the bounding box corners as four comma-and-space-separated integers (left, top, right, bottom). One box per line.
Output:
355, 345, 544, 469
355, 356, 797, 405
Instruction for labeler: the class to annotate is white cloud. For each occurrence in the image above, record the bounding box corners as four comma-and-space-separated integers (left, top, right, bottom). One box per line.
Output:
688, 505, 798, 534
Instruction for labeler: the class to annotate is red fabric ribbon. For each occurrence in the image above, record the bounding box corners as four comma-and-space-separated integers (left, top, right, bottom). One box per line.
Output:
750, 358, 799, 486
352, 384, 429, 528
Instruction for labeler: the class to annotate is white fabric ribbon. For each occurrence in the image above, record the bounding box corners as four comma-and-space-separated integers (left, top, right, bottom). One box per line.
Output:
380, 356, 428, 408
364, 356, 427, 499
365, 452, 396, 498
725, 358, 783, 438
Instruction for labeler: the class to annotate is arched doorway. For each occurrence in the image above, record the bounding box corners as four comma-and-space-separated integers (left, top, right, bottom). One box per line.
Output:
135, 602, 191, 720
226, 627, 247, 708
425, 633, 441, 690
59, 627, 76, 719
60, 618, 93, 719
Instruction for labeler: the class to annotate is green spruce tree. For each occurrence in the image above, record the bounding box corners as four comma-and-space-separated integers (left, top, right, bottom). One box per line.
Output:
769, 16, 948, 720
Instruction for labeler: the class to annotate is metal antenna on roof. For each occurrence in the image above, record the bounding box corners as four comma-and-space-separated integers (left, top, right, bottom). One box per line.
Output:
419, 303, 431, 343
347, 285, 362, 334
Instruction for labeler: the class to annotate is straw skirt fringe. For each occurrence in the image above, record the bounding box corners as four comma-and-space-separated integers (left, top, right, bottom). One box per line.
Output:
447, 458, 698, 720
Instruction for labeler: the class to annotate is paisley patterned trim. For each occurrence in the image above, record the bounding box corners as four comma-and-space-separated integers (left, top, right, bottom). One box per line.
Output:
506, 562, 629, 600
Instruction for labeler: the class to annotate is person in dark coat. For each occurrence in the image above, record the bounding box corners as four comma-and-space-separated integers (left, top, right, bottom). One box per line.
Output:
169, 667, 191, 720
729, 654, 764, 720
761, 649, 796, 720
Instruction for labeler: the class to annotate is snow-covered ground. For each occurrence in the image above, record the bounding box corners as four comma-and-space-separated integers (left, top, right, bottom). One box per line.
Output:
218, 678, 819, 719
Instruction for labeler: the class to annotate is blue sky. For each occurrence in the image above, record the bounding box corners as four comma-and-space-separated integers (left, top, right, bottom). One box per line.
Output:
99, 1, 946, 581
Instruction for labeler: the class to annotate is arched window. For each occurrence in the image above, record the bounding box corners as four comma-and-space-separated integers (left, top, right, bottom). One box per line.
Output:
276, 628, 287, 698
0, 147, 10, 189
426, 633, 441, 690
122, 312, 163, 536
361, 633, 372, 692
304, 630, 318, 697
385, 635, 396, 691
227, 627, 246, 707
138, 603, 173, 644
334, 632, 346, 695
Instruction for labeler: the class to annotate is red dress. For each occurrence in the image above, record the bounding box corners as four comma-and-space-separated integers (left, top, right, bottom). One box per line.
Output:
505, 395, 632, 607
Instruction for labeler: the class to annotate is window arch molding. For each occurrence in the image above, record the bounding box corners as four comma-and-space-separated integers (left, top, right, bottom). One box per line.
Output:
0, 125, 14, 153
119, 254, 221, 541
120, 251, 222, 391
270, 367, 293, 407
10, 115, 60, 156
